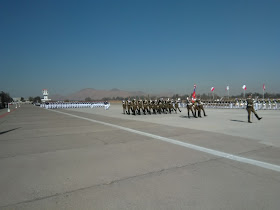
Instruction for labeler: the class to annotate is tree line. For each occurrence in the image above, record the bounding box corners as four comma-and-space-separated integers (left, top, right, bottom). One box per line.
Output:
0, 91, 42, 109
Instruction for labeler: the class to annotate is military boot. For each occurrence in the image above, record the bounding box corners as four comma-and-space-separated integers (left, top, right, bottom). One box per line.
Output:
248, 116, 252, 123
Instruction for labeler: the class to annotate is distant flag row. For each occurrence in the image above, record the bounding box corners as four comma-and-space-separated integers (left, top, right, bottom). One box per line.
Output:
192, 84, 266, 94
206, 84, 266, 91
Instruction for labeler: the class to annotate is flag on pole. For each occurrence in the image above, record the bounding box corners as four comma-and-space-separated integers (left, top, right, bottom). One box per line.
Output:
242, 85, 247, 90
226, 85, 229, 91
211, 87, 215, 92
263, 84, 266, 90
192, 84, 196, 102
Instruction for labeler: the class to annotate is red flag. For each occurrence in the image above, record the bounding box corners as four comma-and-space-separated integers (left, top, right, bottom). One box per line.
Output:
242, 85, 247, 90
263, 84, 266, 90
192, 84, 196, 102
211, 87, 215, 91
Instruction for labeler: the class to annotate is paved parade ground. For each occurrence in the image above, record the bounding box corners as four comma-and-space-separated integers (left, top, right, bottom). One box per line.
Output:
1, 104, 280, 209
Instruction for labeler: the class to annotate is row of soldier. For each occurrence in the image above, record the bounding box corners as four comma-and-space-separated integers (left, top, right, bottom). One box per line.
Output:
122, 99, 181, 115
122, 98, 207, 118
40, 102, 109, 109
203, 100, 279, 110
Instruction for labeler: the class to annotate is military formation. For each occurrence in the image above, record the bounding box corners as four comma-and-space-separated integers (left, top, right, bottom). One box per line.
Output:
203, 99, 279, 110
40, 101, 110, 109
122, 98, 207, 118
122, 99, 182, 115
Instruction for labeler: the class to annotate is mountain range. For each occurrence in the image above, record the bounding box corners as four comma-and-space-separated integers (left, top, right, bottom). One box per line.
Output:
50, 88, 150, 101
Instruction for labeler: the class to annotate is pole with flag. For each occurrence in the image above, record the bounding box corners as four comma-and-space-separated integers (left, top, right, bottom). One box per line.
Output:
263, 84, 265, 100
226, 85, 229, 99
211, 87, 215, 100
242, 85, 247, 98
192, 84, 196, 103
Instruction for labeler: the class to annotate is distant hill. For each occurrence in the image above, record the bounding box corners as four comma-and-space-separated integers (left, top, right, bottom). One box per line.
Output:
50, 88, 147, 101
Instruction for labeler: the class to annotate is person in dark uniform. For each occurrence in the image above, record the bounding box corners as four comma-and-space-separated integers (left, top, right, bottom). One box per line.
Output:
246, 94, 262, 123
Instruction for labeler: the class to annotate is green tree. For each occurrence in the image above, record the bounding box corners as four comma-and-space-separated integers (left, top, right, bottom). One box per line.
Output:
29, 97, 34, 102
33, 96, 41, 103
0, 91, 13, 108
20, 97, 25, 102
85, 97, 92, 101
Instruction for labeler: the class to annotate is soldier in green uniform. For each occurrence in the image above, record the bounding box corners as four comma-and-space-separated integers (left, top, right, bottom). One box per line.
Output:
137, 99, 144, 115
131, 99, 138, 115
158, 99, 164, 114
246, 94, 262, 123
122, 100, 127, 114
174, 98, 182, 113
126, 99, 132, 115
186, 97, 196, 118
193, 99, 201, 117
147, 100, 153, 114
197, 98, 207, 117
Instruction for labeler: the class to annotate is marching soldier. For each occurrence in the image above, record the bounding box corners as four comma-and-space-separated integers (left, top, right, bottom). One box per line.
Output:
174, 98, 182, 113
197, 98, 207, 117
158, 99, 164, 114
143, 99, 150, 114
122, 100, 126, 114
147, 100, 152, 114
131, 99, 138, 115
246, 94, 262, 123
186, 97, 196, 118
137, 99, 144, 115
193, 99, 201, 117
152, 100, 157, 114
126, 99, 132, 115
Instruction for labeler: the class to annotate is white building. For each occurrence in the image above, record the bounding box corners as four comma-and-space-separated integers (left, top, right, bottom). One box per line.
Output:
41, 89, 51, 102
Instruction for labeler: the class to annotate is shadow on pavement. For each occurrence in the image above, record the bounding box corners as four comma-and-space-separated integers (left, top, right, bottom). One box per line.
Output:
0, 127, 21, 135
230, 119, 246, 123
180, 115, 195, 118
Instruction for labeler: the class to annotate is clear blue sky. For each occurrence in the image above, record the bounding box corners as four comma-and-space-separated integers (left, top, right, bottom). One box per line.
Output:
1, 0, 279, 98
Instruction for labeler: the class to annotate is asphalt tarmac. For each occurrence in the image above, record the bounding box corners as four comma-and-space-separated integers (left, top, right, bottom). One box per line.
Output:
0, 104, 280, 209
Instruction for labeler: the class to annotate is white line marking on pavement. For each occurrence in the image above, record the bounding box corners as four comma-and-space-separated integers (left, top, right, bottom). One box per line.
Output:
50, 109, 280, 172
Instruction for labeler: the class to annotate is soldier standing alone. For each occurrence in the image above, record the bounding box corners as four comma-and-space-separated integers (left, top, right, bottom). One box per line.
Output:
246, 94, 262, 123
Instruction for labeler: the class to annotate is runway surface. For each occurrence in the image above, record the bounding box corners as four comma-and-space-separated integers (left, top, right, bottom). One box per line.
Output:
0, 104, 280, 209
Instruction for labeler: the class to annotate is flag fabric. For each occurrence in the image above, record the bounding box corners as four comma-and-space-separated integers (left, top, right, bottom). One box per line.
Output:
192, 84, 196, 102
263, 84, 266, 90
242, 85, 247, 90
211, 87, 215, 92
226, 86, 229, 91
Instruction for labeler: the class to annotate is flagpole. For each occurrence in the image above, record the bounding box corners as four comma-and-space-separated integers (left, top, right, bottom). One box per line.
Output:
263, 88, 264, 100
